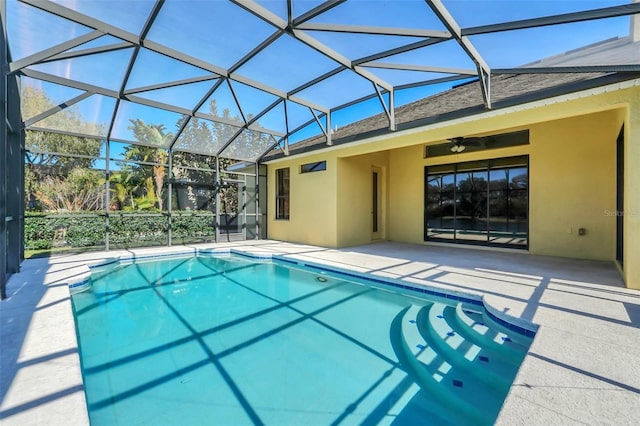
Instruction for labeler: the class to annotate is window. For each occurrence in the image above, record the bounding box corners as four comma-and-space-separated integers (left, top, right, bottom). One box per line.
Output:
276, 168, 290, 220
300, 161, 326, 173
425, 156, 528, 248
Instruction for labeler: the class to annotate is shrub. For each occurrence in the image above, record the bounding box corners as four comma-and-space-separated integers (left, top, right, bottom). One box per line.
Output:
24, 210, 219, 251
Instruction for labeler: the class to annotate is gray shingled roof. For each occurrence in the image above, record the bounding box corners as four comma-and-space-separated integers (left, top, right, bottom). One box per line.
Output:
263, 70, 639, 161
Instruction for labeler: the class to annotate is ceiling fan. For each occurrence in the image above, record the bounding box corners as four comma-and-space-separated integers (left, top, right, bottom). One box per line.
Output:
447, 136, 484, 153
425, 130, 529, 158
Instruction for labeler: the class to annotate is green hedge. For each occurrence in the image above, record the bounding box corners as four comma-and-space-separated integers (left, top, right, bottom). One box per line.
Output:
171, 212, 216, 243
25, 213, 105, 250
25, 211, 217, 251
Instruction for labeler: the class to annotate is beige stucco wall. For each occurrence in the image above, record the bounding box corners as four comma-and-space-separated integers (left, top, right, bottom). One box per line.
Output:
624, 88, 640, 290
388, 111, 622, 261
266, 81, 640, 288
336, 151, 389, 247
267, 154, 338, 247
528, 111, 621, 259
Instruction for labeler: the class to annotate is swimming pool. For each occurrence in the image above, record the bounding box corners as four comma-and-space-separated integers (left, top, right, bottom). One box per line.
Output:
71, 253, 534, 425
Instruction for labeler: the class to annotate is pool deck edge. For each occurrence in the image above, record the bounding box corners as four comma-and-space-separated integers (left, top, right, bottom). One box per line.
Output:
1, 240, 639, 425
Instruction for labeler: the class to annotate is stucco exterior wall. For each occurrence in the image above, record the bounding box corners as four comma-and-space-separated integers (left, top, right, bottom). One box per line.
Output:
387, 111, 622, 261
267, 154, 338, 247
266, 82, 640, 288
624, 88, 640, 289
528, 111, 621, 259
336, 151, 389, 247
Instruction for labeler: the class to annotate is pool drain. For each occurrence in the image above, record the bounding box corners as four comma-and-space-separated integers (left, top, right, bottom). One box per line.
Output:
315, 276, 327, 282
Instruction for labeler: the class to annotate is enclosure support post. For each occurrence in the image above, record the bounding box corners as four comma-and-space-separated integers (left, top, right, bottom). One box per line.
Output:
255, 162, 260, 240
167, 150, 173, 246
105, 140, 110, 250
215, 156, 221, 243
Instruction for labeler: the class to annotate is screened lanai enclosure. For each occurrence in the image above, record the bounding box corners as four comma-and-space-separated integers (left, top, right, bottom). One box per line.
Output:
2, 0, 640, 296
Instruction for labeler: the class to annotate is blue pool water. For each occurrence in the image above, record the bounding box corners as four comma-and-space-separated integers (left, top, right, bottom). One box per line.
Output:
71, 254, 534, 425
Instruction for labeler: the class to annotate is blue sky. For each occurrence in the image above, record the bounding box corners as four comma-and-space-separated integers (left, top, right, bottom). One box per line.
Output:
9, 0, 636, 157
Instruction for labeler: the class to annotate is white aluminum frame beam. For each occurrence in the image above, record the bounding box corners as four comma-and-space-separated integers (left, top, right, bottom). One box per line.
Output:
296, 22, 451, 39
168, 78, 226, 151
284, 72, 473, 148
231, 0, 287, 30
123, 75, 219, 96
352, 37, 447, 66
20, 68, 119, 97
9, 30, 104, 72
233, 0, 395, 92
396, 74, 473, 90
42, 42, 132, 64
20, 0, 141, 44
361, 62, 477, 76
462, 3, 640, 36
373, 83, 395, 131
23, 91, 93, 127
214, 98, 283, 158
426, 0, 492, 108
292, 0, 346, 26
107, 0, 164, 143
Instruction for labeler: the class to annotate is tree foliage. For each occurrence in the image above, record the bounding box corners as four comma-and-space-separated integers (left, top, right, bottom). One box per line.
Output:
23, 87, 104, 211
34, 168, 106, 212
22, 87, 103, 174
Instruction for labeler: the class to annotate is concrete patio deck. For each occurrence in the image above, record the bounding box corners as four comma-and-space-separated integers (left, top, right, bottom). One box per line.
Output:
1, 240, 639, 425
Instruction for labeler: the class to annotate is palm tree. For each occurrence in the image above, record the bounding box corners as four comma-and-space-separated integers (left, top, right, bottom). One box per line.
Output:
125, 119, 173, 210
109, 170, 139, 210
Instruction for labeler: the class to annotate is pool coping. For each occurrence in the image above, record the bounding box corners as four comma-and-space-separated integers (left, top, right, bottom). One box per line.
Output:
2, 240, 638, 425
69, 247, 538, 337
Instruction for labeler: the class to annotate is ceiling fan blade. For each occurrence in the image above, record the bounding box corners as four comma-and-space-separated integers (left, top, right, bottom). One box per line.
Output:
461, 136, 484, 145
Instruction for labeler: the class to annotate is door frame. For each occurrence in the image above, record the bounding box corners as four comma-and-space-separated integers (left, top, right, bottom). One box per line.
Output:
371, 165, 386, 241
616, 125, 624, 267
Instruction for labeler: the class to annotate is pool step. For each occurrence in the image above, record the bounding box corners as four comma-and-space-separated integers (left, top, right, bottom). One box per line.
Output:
400, 304, 446, 383
445, 304, 522, 367
474, 307, 534, 349
420, 303, 515, 390
392, 304, 503, 425
454, 304, 531, 354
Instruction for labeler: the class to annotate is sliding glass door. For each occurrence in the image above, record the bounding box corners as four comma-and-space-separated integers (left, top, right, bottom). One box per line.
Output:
425, 156, 528, 249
